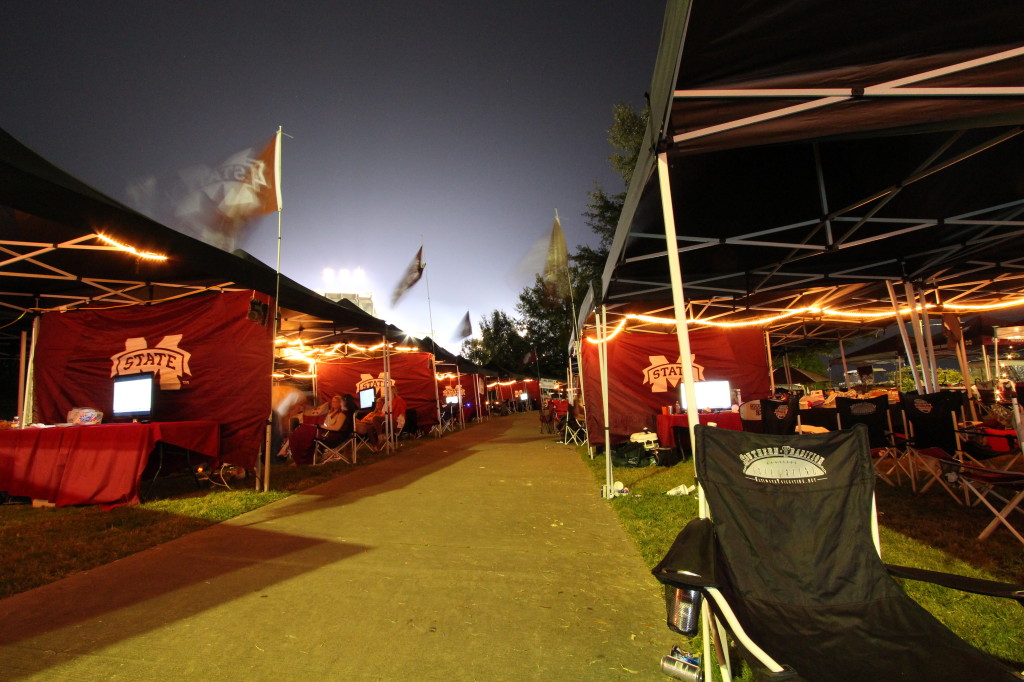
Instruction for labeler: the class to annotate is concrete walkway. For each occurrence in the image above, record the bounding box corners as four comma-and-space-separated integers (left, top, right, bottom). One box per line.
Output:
0, 413, 681, 681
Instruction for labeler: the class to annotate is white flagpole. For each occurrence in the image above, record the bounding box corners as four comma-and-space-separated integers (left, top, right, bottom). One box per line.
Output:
264, 126, 284, 493
555, 209, 580, 346
418, 241, 445, 434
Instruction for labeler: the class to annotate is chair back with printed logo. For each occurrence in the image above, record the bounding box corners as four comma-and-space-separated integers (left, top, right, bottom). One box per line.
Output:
653, 424, 1021, 681
835, 395, 891, 448
900, 391, 959, 453
759, 395, 798, 434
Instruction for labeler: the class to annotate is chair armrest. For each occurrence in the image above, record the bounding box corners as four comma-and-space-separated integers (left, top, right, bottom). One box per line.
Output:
886, 564, 1024, 606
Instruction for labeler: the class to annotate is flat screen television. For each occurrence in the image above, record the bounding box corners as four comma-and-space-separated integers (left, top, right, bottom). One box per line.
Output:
679, 380, 732, 411
519, 392, 529, 401
445, 395, 459, 404
358, 387, 377, 409
112, 372, 155, 420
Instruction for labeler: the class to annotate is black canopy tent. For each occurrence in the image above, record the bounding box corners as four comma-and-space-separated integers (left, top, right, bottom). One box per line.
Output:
0, 126, 394, 429
580, 0, 1024, 509
588, 1, 1024, 673
592, 0, 1024, 342
0, 127, 389, 346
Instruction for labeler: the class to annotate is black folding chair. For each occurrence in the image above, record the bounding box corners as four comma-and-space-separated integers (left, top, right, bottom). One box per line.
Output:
562, 417, 587, 445
312, 424, 357, 465
900, 391, 1016, 502
946, 462, 1024, 546
398, 408, 420, 439
759, 395, 799, 435
652, 425, 1024, 682
835, 395, 909, 487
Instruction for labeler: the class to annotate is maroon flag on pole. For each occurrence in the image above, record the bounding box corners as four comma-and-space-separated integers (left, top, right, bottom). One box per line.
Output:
391, 247, 425, 306
126, 133, 282, 252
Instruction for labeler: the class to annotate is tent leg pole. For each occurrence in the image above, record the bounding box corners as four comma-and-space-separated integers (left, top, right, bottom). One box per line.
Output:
17, 330, 26, 424
21, 316, 39, 428
887, 280, 922, 393
658, 150, 704, 517
599, 305, 613, 499
839, 338, 850, 390
918, 286, 939, 392
905, 281, 932, 393
994, 330, 1000, 384
263, 420, 272, 492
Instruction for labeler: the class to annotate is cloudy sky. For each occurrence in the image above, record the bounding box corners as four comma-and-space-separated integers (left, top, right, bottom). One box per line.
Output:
1, 1, 665, 347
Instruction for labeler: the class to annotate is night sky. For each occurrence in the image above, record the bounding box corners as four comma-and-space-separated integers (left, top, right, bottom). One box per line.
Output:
1, 1, 665, 345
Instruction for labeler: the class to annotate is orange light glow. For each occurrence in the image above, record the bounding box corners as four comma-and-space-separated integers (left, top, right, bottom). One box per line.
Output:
96, 234, 167, 261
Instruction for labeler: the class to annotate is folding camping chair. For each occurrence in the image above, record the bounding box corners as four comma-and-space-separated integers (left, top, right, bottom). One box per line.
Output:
435, 403, 458, 435
737, 400, 762, 433
759, 395, 799, 435
835, 395, 909, 487
539, 406, 554, 434
562, 416, 587, 445
312, 425, 357, 465
397, 408, 420, 440
942, 461, 1024, 546
900, 391, 1018, 502
652, 425, 1024, 682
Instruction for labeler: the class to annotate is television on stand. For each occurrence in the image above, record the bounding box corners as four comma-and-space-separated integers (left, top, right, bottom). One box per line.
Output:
358, 387, 377, 410
679, 380, 733, 412
112, 372, 155, 422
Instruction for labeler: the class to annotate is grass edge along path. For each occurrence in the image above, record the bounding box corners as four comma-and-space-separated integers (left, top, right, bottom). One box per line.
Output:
578, 447, 1024, 678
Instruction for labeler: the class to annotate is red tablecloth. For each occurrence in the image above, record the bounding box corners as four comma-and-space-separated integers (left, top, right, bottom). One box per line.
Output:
656, 412, 743, 447
0, 421, 220, 508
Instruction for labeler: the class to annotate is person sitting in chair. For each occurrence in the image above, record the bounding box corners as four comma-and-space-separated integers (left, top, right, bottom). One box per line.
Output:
319, 394, 355, 446
288, 394, 351, 466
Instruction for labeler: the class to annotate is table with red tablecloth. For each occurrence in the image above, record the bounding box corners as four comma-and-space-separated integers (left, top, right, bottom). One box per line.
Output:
656, 412, 743, 447
0, 421, 220, 508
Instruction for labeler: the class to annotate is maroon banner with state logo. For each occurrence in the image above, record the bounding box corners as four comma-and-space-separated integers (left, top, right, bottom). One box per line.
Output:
579, 328, 770, 443
33, 291, 273, 468
317, 351, 438, 427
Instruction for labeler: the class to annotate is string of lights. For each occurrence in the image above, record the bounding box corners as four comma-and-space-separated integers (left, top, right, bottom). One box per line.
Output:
95, 233, 167, 261
584, 298, 1024, 345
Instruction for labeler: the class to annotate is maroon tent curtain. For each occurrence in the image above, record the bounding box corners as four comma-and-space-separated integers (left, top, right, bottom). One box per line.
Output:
32, 291, 273, 468
437, 372, 488, 421
317, 351, 438, 427
579, 327, 770, 443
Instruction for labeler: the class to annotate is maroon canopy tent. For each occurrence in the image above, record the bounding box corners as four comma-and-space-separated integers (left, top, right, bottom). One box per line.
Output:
579, 327, 770, 442
316, 351, 439, 429
32, 291, 272, 469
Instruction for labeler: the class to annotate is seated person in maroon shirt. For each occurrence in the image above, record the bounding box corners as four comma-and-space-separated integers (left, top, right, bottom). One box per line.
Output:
289, 394, 354, 464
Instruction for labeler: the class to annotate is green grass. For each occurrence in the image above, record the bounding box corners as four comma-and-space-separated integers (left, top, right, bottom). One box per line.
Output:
0, 437, 423, 600
579, 449, 1024, 680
